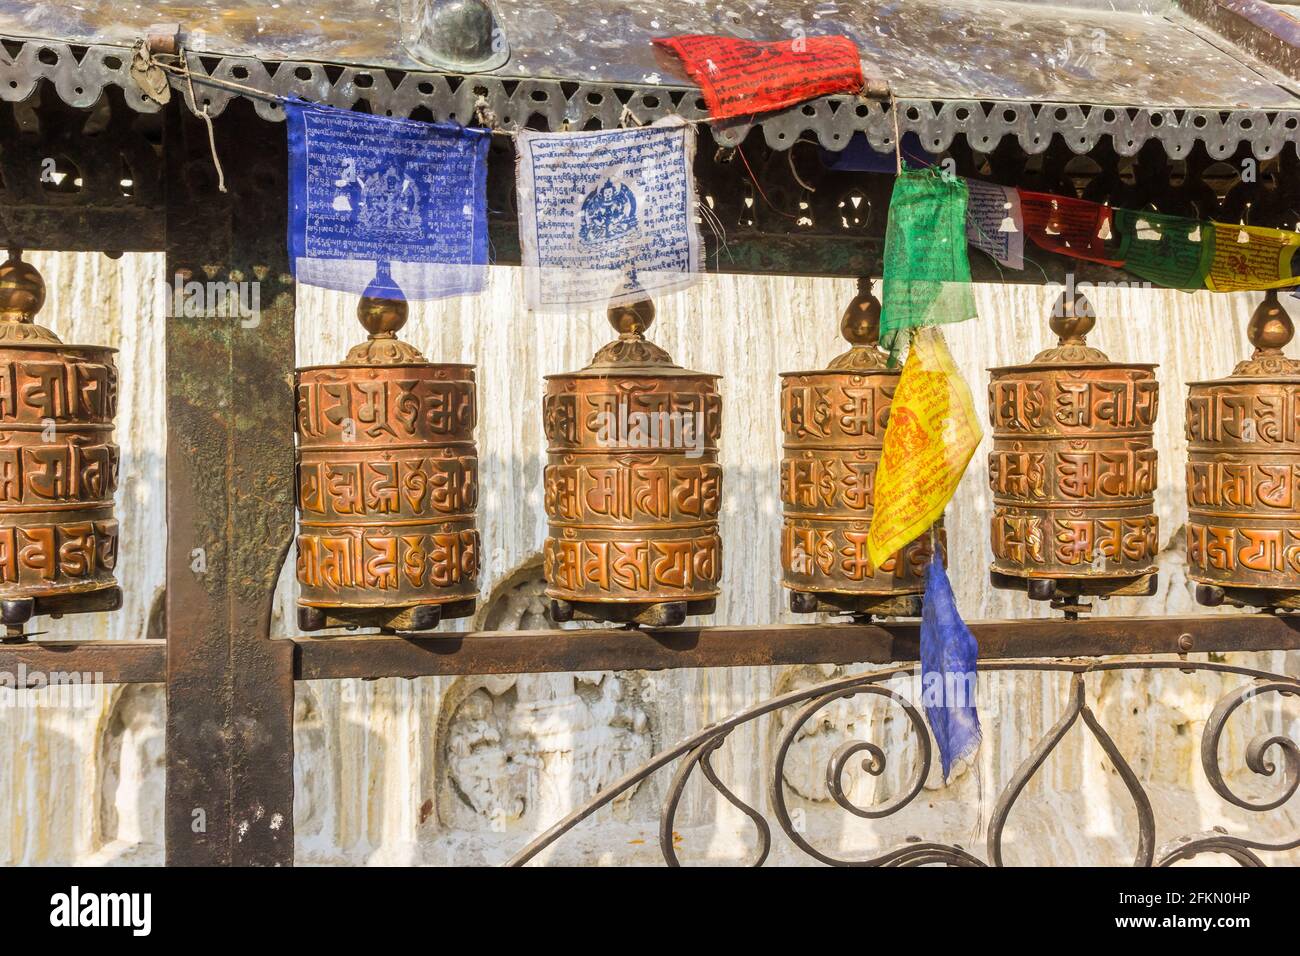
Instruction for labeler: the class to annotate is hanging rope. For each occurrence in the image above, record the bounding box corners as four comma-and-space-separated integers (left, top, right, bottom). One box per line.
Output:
179, 53, 227, 193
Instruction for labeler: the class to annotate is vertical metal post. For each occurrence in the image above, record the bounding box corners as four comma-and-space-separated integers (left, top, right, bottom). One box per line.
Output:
163, 99, 297, 865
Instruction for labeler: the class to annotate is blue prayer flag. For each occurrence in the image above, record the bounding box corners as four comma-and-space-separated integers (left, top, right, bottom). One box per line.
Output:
285, 99, 490, 300
819, 131, 937, 173
920, 555, 982, 781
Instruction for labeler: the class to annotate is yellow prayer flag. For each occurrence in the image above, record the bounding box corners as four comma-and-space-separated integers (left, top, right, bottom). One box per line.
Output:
1205, 222, 1300, 292
867, 326, 982, 567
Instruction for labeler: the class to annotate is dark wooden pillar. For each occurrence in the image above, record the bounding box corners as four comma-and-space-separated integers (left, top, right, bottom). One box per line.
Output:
163, 98, 297, 865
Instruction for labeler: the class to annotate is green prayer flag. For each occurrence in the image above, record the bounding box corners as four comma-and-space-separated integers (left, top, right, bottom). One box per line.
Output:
1114, 208, 1214, 290
880, 169, 977, 356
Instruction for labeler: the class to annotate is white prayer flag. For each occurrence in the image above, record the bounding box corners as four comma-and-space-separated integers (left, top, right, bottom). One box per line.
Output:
515, 117, 702, 312
965, 179, 1024, 270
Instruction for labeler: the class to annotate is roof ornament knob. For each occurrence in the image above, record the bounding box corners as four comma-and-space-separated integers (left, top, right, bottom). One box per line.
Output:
400, 0, 510, 74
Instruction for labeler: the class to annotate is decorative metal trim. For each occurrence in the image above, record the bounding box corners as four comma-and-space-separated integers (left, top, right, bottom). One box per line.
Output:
3, 38, 1299, 158
508, 657, 1300, 867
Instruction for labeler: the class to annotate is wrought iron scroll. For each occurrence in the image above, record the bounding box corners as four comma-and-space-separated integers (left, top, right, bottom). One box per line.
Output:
508, 658, 1300, 867
2, 38, 1299, 159
1156, 679, 1300, 866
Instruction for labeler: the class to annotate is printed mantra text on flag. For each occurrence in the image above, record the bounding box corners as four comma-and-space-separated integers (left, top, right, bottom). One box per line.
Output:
867, 326, 982, 567
1019, 190, 1122, 267
285, 99, 490, 300
515, 118, 701, 312
652, 34, 863, 120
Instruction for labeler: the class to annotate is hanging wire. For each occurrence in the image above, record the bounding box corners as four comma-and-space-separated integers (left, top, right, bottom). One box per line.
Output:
735, 142, 800, 220
889, 91, 903, 176
135, 44, 1300, 295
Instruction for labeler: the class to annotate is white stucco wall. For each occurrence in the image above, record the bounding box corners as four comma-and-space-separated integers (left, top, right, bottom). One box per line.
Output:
1, 251, 1296, 866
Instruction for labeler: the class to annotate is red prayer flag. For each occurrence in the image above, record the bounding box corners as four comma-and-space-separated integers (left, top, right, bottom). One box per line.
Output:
1019, 190, 1123, 267
652, 34, 864, 120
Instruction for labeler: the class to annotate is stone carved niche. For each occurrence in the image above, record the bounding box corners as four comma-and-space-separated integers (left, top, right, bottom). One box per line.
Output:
94, 684, 165, 860
433, 559, 656, 833
92, 587, 166, 862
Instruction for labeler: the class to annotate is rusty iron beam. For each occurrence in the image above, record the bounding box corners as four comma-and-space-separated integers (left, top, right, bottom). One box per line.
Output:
163, 98, 296, 867
292, 613, 1300, 681
0, 639, 164, 682
0, 207, 164, 252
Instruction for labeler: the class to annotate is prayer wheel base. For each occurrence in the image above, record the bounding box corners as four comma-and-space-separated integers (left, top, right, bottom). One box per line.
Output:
0, 586, 122, 638
1195, 583, 1300, 612
788, 589, 923, 620
548, 598, 716, 628
297, 599, 477, 635
991, 571, 1158, 602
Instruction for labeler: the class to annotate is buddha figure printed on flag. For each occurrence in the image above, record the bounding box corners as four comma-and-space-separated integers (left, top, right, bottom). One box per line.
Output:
356, 165, 423, 234
579, 178, 639, 244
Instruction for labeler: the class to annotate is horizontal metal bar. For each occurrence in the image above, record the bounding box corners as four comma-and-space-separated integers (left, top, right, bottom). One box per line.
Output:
0, 207, 165, 253
7, 615, 1289, 687
0, 639, 166, 683
291, 613, 1300, 681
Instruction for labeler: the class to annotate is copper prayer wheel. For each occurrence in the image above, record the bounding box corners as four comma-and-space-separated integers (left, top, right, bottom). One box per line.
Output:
0, 252, 121, 639
780, 279, 942, 619
988, 292, 1159, 612
1187, 290, 1300, 610
544, 297, 722, 628
295, 294, 479, 633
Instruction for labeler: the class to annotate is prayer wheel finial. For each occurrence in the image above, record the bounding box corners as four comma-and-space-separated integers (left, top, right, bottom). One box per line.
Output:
1246, 290, 1295, 353
345, 294, 426, 365
1034, 290, 1107, 364
0, 251, 60, 345
1230, 290, 1300, 376
1049, 290, 1095, 343
587, 293, 675, 370
828, 277, 887, 370
608, 296, 655, 337
0, 250, 43, 321
358, 294, 409, 337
